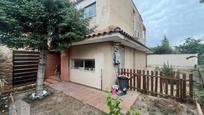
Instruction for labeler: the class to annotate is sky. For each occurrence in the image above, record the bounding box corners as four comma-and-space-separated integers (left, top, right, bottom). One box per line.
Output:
133, 0, 204, 47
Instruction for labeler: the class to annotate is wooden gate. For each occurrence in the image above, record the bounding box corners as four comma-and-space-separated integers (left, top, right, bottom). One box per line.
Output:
13, 51, 39, 87
120, 68, 194, 102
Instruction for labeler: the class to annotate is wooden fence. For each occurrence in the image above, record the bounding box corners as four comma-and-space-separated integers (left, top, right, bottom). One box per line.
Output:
120, 68, 194, 102
13, 50, 39, 87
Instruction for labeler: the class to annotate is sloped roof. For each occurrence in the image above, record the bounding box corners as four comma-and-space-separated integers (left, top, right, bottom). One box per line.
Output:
85, 26, 150, 50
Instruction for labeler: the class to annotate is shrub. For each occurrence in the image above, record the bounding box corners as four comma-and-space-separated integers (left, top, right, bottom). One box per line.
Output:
160, 63, 174, 78
106, 93, 121, 115
196, 84, 204, 106
128, 107, 140, 115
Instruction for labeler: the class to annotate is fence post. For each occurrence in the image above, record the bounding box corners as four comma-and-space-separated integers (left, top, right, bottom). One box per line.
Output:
138, 70, 141, 92
143, 70, 146, 93
147, 71, 149, 94
151, 71, 154, 95
155, 71, 158, 96
165, 79, 168, 96
160, 72, 163, 96
189, 74, 193, 100
137, 70, 139, 91
179, 77, 183, 102
129, 69, 132, 90
170, 79, 174, 97
176, 71, 180, 100
133, 69, 136, 91
182, 74, 187, 102
120, 68, 123, 75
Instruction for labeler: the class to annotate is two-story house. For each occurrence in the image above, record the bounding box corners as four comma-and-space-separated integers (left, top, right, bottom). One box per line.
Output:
45, 0, 151, 91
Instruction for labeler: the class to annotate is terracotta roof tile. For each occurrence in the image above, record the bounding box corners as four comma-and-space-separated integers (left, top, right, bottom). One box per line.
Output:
85, 26, 150, 50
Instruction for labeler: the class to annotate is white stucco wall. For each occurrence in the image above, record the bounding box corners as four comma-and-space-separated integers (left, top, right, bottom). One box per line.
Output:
70, 42, 115, 91
75, 0, 146, 44
120, 46, 146, 69
147, 54, 198, 69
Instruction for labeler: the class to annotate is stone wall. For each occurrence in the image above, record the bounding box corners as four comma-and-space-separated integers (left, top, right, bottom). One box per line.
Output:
0, 45, 12, 92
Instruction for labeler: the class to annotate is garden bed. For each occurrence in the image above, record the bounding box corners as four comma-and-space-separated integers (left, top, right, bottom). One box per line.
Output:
13, 87, 107, 115
132, 94, 198, 115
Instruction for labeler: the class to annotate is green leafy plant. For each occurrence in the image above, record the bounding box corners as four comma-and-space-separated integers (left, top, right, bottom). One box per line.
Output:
128, 107, 140, 115
0, 76, 7, 90
0, 79, 7, 90
196, 84, 204, 106
106, 92, 121, 115
160, 62, 174, 78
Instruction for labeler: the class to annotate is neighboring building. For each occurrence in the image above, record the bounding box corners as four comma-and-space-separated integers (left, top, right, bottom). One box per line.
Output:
45, 0, 151, 91
147, 54, 198, 69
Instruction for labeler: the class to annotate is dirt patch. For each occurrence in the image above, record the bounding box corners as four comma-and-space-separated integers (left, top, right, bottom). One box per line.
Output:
132, 94, 198, 115
21, 88, 107, 115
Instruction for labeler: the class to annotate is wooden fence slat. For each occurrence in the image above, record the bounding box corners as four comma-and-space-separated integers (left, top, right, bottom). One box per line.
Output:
165, 79, 168, 96
147, 71, 149, 93
130, 69, 132, 90
180, 78, 183, 101
133, 69, 136, 91
121, 68, 123, 75
189, 74, 193, 98
137, 70, 139, 91
176, 71, 180, 98
13, 50, 39, 87
183, 74, 187, 102
155, 71, 158, 95
151, 71, 154, 95
138, 70, 141, 91
160, 72, 163, 95
120, 68, 194, 102
170, 80, 174, 97
143, 70, 146, 93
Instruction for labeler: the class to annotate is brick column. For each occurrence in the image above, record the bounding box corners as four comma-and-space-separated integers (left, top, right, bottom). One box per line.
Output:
60, 49, 70, 81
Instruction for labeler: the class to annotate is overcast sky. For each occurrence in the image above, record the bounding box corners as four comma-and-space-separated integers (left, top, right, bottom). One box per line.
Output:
133, 0, 204, 47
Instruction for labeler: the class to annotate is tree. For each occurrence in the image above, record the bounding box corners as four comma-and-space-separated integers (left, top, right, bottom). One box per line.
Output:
201, 0, 204, 3
175, 38, 204, 65
151, 35, 173, 54
0, 0, 90, 97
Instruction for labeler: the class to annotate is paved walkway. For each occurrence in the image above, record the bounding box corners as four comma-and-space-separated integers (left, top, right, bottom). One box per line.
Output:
45, 80, 140, 114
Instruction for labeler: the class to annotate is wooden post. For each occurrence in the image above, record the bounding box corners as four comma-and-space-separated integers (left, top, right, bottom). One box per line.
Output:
180, 78, 183, 102
189, 74, 193, 99
176, 72, 180, 99
124, 69, 126, 76
133, 69, 136, 91
155, 71, 158, 95
130, 69, 132, 90
160, 72, 163, 96
138, 70, 141, 91
165, 79, 168, 96
170, 79, 174, 97
183, 74, 187, 102
121, 68, 123, 75
143, 70, 146, 93
151, 71, 154, 95
147, 71, 149, 94
137, 70, 139, 91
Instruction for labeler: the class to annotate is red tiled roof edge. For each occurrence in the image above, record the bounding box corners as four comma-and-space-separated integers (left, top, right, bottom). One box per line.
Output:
85, 27, 151, 51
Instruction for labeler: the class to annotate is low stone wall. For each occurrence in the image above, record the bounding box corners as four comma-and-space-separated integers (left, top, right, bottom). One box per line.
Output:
0, 45, 13, 92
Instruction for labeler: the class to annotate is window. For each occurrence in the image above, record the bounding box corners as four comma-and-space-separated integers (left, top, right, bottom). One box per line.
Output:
83, 2, 96, 18
72, 59, 95, 71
